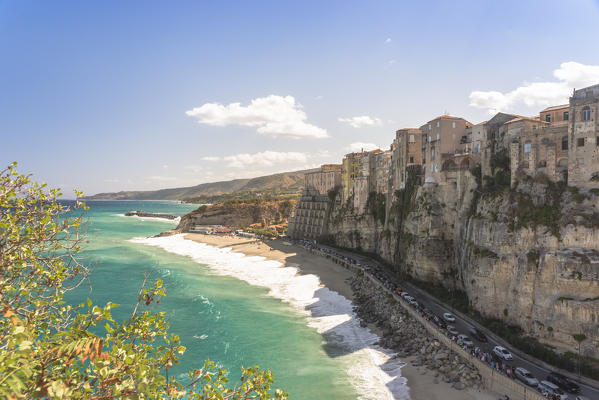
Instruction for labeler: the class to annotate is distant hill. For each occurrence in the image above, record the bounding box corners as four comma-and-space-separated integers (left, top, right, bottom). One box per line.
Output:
84, 169, 314, 201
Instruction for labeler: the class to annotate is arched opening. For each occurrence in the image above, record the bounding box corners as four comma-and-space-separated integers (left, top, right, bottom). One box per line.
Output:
557, 158, 568, 171
442, 159, 457, 171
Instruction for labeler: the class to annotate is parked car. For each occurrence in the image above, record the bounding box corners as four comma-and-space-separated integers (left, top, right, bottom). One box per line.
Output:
537, 380, 568, 399
492, 345, 513, 360
447, 325, 459, 336
469, 327, 487, 342
443, 312, 456, 322
457, 334, 474, 348
400, 292, 410, 300
547, 372, 580, 394
433, 316, 447, 329
514, 367, 539, 387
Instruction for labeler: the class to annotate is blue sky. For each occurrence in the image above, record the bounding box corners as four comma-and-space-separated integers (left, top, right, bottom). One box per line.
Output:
1, 0, 599, 196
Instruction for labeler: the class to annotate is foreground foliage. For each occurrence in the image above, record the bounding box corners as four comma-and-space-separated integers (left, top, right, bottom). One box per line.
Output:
0, 163, 288, 399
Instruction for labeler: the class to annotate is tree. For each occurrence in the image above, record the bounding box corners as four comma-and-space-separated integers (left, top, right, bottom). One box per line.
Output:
0, 162, 288, 399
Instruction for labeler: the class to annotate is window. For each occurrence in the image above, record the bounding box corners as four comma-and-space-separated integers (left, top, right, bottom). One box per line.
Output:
578, 159, 584, 166
541, 138, 550, 145
583, 107, 591, 121
563, 111, 569, 121
428, 136, 431, 142
409, 156, 414, 163
429, 124, 432, 130
562, 136, 568, 150
578, 137, 585, 147
452, 122, 456, 128
431, 148, 435, 160
532, 125, 537, 130
597, 136, 599, 146
436, 121, 440, 128
524, 141, 532, 153
436, 133, 440, 140
477, 143, 481, 153
538, 160, 547, 167
409, 134, 415, 143
545, 114, 551, 122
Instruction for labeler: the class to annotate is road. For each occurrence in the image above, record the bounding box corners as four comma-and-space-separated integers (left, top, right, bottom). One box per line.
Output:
306, 241, 599, 400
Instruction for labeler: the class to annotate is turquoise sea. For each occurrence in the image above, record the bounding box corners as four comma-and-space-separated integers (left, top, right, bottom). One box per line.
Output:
66, 201, 407, 400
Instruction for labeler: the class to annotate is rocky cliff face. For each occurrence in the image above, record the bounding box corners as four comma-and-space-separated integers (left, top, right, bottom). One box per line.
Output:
175, 200, 297, 231
325, 172, 599, 357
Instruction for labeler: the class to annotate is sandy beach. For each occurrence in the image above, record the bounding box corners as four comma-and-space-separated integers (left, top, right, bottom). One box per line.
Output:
183, 233, 501, 400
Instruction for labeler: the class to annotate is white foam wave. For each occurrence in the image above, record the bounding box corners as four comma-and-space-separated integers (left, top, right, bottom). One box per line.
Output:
115, 213, 180, 224
130, 234, 409, 400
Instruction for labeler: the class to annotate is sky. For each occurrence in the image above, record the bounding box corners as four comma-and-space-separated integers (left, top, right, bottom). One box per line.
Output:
1, 0, 599, 197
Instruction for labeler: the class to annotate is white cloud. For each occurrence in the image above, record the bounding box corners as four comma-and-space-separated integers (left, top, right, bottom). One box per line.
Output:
346, 142, 381, 152
338, 115, 382, 128
147, 175, 178, 181
385, 38, 392, 43
185, 95, 328, 139
223, 151, 308, 169
202, 156, 220, 161
470, 61, 599, 114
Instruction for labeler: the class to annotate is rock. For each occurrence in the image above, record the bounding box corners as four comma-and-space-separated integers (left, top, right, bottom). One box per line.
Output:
452, 382, 466, 390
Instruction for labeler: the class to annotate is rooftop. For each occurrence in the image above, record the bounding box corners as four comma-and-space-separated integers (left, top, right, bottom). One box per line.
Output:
540, 104, 568, 112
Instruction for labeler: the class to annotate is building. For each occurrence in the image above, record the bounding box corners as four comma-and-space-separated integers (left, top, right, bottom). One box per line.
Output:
568, 84, 599, 188
287, 164, 342, 239
420, 115, 473, 184
304, 164, 342, 195
341, 149, 381, 202
374, 150, 392, 194
392, 128, 423, 190
540, 104, 569, 126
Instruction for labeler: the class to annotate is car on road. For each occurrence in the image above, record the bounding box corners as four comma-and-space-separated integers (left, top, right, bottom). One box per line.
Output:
447, 325, 459, 336
400, 292, 410, 300
547, 372, 580, 394
457, 334, 474, 348
469, 327, 487, 342
537, 380, 568, 399
407, 298, 418, 307
514, 367, 539, 386
443, 312, 455, 322
574, 396, 590, 400
492, 345, 513, 360
433, 316, 447, 329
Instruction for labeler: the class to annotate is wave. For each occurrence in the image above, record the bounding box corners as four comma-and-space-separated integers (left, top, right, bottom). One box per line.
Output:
130, 234, 409, 400
115, 213, 181, 224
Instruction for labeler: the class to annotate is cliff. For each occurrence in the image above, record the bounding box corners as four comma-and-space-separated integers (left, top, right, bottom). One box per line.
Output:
174, 200, 297, 232
325, 171, 599, 361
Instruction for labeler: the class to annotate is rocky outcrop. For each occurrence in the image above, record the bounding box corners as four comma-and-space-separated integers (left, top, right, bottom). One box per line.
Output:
351, 274, 483, 389
125, 210, 179, 220
175, 200, 297, 231
325, 172, 599, 358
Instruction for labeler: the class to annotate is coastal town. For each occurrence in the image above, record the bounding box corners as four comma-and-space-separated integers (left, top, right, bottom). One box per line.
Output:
288, 83, 599, 240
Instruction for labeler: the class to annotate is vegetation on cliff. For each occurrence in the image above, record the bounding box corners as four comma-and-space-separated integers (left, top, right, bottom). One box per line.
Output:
0, 163, 287, 399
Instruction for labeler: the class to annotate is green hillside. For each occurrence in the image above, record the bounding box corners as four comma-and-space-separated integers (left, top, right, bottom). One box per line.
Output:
84, 169, 313, 201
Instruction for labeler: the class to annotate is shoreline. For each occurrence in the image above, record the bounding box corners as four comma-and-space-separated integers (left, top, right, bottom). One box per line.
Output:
182, 233, 500, 400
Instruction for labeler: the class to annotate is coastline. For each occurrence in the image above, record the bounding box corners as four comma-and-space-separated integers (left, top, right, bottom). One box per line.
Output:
182, 233, 500, 400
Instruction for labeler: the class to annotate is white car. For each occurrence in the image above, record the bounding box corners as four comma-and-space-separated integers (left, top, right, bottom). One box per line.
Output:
514, 367, 538, 386
457, 334, 474, 347
492, 345, 513, 360
400, 292, 410, 300
537, 380, 568, 399
447, 325, 459, 336
443, 312, 455, 322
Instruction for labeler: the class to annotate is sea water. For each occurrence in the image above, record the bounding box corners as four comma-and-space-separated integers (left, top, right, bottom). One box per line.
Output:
65, 200, 409, 400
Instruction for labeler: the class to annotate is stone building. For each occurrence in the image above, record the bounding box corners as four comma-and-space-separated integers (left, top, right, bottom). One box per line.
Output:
540, 104, 569, 126
419, 115, 473, 184
568, 84, 599, 188
374, 150, 392, 195
479, 113, 520, 178
304, 164, 342, 195
287, 164, 342, 239
392, 128, 422, 190
287, 188, 331, 239
341, 149, 381, 202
